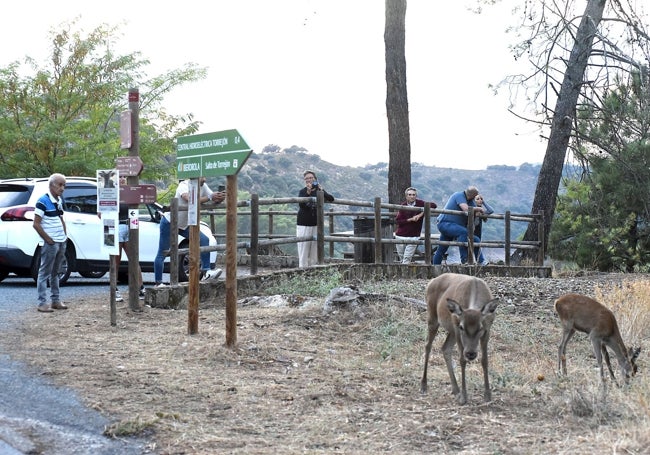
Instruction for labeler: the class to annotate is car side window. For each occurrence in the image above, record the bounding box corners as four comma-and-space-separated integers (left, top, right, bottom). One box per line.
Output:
63, 184, 98, 214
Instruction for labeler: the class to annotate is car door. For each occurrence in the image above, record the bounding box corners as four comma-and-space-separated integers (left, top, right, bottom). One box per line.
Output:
62, 183, 104, 261
134, 203, 160, 263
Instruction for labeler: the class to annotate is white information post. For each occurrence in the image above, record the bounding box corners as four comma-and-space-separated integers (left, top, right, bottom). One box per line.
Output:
187, 178, 199, 226
96, 169, 120, 256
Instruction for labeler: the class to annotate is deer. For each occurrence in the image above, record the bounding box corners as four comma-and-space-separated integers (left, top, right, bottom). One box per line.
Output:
420, 273, 499, 405
554, 293, 641, 386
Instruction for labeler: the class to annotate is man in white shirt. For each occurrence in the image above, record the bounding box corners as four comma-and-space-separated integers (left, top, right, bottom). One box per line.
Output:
153, 178, 225, 286
33, 173, 68, 312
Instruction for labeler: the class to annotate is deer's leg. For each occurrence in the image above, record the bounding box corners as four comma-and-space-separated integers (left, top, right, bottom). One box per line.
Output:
420, 319, 439, 394
480, 333, 492, 402
558, 327, 575, 375
441, 332, 459, 397
601, 344, 616, 381
458, 349, 468, 405
590, 334, 607, 383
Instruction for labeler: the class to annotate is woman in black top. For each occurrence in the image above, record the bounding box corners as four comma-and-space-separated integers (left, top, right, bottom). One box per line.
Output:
297, 170, 334, 267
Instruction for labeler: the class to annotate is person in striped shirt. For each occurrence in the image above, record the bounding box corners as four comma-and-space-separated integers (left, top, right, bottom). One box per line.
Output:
33, 173, 68, 313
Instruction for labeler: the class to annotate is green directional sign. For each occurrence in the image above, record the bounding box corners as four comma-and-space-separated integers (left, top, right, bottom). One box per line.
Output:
176, 129, 252, 178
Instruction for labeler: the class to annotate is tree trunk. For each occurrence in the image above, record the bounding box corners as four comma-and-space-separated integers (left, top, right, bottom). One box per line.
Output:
513, 0, 606, 264
385, 0, 411, 205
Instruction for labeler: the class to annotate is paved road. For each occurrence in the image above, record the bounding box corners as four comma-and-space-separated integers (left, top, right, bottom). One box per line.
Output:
0, 274, 149, 454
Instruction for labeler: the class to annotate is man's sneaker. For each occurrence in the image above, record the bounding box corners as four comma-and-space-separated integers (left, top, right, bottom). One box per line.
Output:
480, 260, 490, 266
201, 268, 222, 281
154, 282, 167, 288
115, 290, 124, 302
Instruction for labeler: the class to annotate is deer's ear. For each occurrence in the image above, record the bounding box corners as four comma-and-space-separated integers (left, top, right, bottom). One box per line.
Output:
446, 299, 462, 317
481, 299, 499, 315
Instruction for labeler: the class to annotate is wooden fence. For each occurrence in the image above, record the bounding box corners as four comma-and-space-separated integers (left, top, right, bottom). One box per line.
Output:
169, 193, 544, 278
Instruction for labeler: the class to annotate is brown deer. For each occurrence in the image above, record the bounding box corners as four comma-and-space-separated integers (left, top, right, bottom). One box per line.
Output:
554, 293, 640, 385
420, 273, 499, 404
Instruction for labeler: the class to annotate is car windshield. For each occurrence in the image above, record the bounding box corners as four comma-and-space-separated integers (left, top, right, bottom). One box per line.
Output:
0, 184, 33, 207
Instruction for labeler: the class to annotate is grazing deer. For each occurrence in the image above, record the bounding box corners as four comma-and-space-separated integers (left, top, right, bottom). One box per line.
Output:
554, 293, 640, 385
420, 273, 499, 404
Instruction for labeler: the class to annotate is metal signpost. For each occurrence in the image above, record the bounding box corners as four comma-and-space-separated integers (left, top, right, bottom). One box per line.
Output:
176, 129, 252, 179
116, 156, 143, 177
176, 129, 252, 344
119, 184, 157, 204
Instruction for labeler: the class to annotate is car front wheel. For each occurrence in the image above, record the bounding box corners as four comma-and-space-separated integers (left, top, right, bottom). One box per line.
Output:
178, 250, 190, 282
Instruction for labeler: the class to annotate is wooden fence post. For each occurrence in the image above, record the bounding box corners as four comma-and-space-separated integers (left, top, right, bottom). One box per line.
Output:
467, 207, 475, 264
505, 210, 511, 266
373, 197, 382, 264
328, 208, 335, 258
250, 194, 259, 275
424, 203, 432, 264
169, 198, 179, 286
317, 190, 325, 264
537, 210, 545, 266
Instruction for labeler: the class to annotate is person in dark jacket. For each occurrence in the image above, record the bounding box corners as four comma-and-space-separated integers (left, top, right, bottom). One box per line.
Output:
394, 187, 437, 264
297, 170, 334, 267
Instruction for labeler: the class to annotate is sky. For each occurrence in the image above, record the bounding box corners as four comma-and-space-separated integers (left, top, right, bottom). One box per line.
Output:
1, 0, 546, 170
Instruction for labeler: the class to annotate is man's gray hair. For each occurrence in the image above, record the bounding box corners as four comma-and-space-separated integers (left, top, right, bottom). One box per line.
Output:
49, 173, 66, 185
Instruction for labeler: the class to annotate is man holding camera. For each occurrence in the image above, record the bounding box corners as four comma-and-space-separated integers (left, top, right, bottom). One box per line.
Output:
297, 170, 334, 267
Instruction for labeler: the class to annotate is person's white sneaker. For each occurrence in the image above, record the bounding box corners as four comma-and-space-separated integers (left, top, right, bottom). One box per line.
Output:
201, 268, 223, 281
115, 290, 124, 302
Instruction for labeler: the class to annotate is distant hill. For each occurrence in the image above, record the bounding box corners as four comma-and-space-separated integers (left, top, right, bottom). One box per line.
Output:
215, 149, 541, 241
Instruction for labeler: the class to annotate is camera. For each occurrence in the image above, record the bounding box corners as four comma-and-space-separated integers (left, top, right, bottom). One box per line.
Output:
311, 180, 319, 188
218, 185, 225, 192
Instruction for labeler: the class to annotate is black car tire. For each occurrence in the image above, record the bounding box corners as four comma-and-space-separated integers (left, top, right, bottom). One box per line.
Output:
79, 270, 107, 279
178, 250, 190, 282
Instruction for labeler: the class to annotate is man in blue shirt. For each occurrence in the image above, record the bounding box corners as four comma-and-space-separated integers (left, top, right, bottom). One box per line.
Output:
432, 186, 486, 265
33, 173, 68, 312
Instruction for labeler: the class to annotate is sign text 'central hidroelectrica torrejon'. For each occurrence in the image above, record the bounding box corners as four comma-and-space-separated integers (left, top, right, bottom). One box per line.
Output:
176, 129, 252, 178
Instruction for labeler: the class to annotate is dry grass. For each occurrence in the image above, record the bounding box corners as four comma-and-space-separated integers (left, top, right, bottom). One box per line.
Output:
595, 279, 650, 346
2, 272, 650, 454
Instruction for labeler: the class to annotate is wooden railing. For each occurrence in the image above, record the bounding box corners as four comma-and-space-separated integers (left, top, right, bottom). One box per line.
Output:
168, 193, 544, 278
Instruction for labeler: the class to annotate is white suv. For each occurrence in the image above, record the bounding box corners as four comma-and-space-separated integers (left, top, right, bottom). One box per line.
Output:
0, 177, 218, 284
